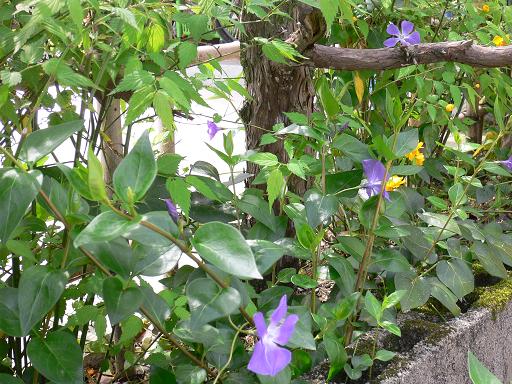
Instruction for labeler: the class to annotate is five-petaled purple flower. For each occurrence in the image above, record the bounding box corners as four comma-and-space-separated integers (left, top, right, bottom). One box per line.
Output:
362, 159, 390, 200
207, 121, 220, 140
499, 155, 512, 171
163, 198, 179, 222
384, 21, 420, 47
247, 295, 299, 377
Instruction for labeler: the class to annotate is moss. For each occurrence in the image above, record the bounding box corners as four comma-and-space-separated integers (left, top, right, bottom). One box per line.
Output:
474, 277, 512, 316
401, 319, 452, 345
376, 355, 408, 382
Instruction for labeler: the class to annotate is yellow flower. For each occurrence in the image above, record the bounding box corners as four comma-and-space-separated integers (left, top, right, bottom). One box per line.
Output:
445, 103, 455, 113
493, 35, 506, 46
475, 83, 480, 89
413, 152, 425, 166
386, 176, 406, 191
352, 16, 358, 22
406, 142, 424, 161
482, 4, 490, 12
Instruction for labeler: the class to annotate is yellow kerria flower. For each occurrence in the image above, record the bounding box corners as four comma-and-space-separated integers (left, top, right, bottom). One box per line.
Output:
413, 152, 425, 166
386, 175, 406, 191
406, 142, 424, 161
445, 103, 455, 113
493, 35, 507, 46
475, 83, 480, 89
482, 4, 490, 12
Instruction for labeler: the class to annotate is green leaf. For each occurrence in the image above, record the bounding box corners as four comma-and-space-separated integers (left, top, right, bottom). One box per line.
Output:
364, 291, 381, 321
394, 271, 431, 312
186, 277, 241, 328
436, 258, 474, 298
267, 168, 285, 210
157, 154, 183, 176
125, 87, 155, 125
247, 152, 279, 166
392, 129, 418, 157
185, 175, 233, 202
304, 189, 338, 228
0, 374, 24, 384
382, 290, 407, 310
111, 70, 155, 94
249, 239, 285, 275
18, 265, 66, 336
153, 90, 174, 129
27, 330, 83, 384
318, 76, 340, 118
87, 148, 108, 202
325, 170, 363, 197
68, 0, 84, 32
112, 7, 139, 30
0, 70, 21, 86
83, 238, 134, 279
192, 222, 262, 279
177, 41, 197, 69
375, 349, 396, 362
42, 59, 98, 89
103, 277, 143, 324
0, 287, 22, 336
319, 0, 338, 30
19, 120, 83, 163
449, 183, 466, 206
418, 212, 461, 235
332, 134, 370, 162
167, 178, 191, 217
238, 193, 278, 231
74, 211, 140, 247
175, 365, 207, 384
323, 335, 347, 381
113, 131, 157, 203
159, 76, 191, 111
428, 277, 461, 316
291, 274, 318, 289
472, 242, 507, 278
468, 351, 502, 384
139, 285, 171, 327
147, 23, 165, 53
0, 169, 41, 244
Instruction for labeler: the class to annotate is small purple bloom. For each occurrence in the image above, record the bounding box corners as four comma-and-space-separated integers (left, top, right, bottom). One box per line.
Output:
247, 295, 299, 377
338, 122, 349, 134
384, 20, 421, 47
163, 198, 179, 222
207, 121, 220, 140
362, 159, 390, 200
499, 156, 512, 171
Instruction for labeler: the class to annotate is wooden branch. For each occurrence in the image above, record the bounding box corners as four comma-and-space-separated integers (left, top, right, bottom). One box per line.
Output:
307, 40, 512, 70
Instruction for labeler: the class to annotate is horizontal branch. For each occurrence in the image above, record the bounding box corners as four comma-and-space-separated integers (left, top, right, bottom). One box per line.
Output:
306, 40, 512, 70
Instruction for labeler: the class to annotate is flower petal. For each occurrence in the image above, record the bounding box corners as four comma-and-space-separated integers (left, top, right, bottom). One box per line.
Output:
362, 159, 387, 185
274, 314, 299, 345
163, 198, 178, 222
401, 20, 415, 35
247, 339, 292, 377
207, 121, 220, 140
383, 37, 400, 47
386, 23, 400, 36
270, 295, 288, 324
405, 31, 421, 45
253, 312, 267, 338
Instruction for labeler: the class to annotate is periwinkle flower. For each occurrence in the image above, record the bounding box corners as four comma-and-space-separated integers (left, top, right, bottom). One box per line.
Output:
163, 198, 179, 222
499, 156, 512, 171
207, 121, 220, 140
247, 295, 299, 377
362, 159, 390, 200
384, 20, 420, 47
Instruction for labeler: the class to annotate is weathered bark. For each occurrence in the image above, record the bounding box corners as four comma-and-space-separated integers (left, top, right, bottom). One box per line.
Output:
307, 41, 512, 70
240, 3, 324, 195
102, 99, 124, 185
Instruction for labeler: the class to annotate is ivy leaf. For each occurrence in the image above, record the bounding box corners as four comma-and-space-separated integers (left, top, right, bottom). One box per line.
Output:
27, 330, 83, 384
113, 130, 157, 203
192, 222, 262, 280
267, 168, 284, 211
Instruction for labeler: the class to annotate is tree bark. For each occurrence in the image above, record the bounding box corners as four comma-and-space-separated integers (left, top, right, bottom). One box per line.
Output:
240, 3, 324, 195
102, 99, 124, 185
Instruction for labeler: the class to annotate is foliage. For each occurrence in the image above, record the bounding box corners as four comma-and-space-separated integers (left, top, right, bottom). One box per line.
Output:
1, 0, 512, 383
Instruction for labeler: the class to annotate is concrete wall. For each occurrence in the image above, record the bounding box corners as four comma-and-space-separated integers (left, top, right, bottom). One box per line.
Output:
379, 301, 512, 384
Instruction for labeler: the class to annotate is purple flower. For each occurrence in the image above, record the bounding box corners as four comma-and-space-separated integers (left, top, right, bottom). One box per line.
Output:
207, 121, 220, 140
247, 295, 299, 377
499, 156, 512, 171
384, 21, 420, 47
362, 159, 390, 200
163, 198, 179, 222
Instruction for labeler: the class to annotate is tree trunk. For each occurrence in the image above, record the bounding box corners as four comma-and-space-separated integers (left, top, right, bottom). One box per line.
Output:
240, 3, 324, 195
102, 99, 124, 185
